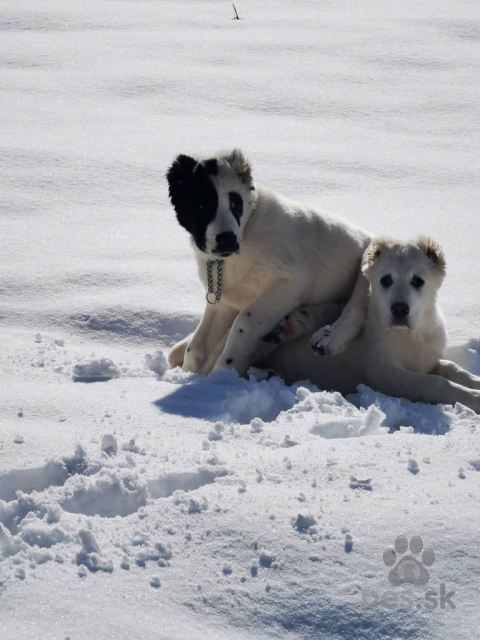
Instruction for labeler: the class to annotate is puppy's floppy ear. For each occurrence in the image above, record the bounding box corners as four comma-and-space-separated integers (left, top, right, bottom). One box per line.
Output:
362, 239, 387, 272
166, 154, 197, 205
226, 148, 253, 184
417, 237, 446, 273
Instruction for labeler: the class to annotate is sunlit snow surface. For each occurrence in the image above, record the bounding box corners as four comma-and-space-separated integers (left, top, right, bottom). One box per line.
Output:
1, 1, 480, 639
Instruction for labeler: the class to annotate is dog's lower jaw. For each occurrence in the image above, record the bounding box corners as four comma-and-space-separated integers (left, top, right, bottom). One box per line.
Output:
390, 322, 410, 329
198, 243, 242, 260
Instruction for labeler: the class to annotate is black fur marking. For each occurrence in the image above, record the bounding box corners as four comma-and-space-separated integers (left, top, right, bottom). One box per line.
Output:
239, 328, 243, 333
166, 155, 218, 252
247, 312, 251, 317
311, 342, 327, 356
226, 358, 233, 364
204, 159, 218, 176
262, 330, 278, 343
228, 191, 243, 226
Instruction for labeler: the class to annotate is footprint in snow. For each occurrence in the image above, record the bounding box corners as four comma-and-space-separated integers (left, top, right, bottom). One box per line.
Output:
349, 476, 372, 491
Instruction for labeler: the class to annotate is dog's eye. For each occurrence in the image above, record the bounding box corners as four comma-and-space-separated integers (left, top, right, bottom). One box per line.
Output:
228, 191, 243, 225
380, 275, 393, 288
411, 276, 425, 289
229, 192, 242, 211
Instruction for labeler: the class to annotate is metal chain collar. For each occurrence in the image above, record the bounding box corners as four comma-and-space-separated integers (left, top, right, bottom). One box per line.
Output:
206, 259, 223, 305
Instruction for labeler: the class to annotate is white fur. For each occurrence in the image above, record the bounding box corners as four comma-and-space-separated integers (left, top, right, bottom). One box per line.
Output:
265, 239, 480, 414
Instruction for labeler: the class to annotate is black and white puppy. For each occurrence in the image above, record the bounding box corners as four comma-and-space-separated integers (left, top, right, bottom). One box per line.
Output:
166, 149, 370, 376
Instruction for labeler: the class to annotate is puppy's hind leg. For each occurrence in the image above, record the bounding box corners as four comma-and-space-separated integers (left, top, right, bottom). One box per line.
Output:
367, 364, 480, 414
262, 302, 343, 345
430, 360, 480, 390
168, 334, 192, 369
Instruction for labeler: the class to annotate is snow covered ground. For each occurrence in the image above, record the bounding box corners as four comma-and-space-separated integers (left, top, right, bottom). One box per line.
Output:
1, 1, 480, 638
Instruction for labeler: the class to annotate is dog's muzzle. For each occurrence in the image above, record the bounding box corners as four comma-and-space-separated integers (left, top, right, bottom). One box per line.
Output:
391, 302, 410, 327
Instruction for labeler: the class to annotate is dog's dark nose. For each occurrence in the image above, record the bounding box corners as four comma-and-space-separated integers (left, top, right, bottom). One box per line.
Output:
391, 303, 410, 318
215, 232, 239, 256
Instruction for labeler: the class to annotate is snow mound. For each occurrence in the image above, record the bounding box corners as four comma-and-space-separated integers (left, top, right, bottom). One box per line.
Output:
158, 369, 299, 423
310, 404, 387, 439
157, 368, 461, 437
72, 358, 121, 382
76, 529, 113, 574
144, 350, 168, 377
355, 385, 454, 434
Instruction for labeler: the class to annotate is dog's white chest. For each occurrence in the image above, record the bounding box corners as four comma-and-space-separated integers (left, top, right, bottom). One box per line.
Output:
197, 256, 272, 311
389, 331, 442, 374
222, 261, 272, 310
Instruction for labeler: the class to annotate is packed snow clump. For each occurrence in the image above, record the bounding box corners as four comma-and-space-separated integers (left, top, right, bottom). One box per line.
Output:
72, 359, 121, 382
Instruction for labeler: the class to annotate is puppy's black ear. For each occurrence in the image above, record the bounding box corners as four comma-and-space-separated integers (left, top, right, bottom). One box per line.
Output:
226, 148, 253, 184
166, 155, 197, 206
417, 237, 446, 273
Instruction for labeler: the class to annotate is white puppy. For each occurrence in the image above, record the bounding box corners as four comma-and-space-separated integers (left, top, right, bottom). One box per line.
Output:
264, 238, 480, 413
166, 149, 370, 376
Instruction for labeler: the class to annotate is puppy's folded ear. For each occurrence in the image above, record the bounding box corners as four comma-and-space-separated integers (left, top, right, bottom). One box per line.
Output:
226, 148, 253, 184
417, 237, 446, 273
166, 154, 197, 205
362, 238, 388, 272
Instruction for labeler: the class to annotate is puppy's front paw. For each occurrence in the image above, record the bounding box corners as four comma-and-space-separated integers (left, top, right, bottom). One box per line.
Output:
212, 355, 248, 377
182, 348, 205, 373
311, 325, 346, 357
311, 325, 332, 355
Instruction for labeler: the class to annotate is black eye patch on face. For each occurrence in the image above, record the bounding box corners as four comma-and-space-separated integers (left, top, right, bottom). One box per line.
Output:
228, 191, 243, 226
166, 155, 219, 252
